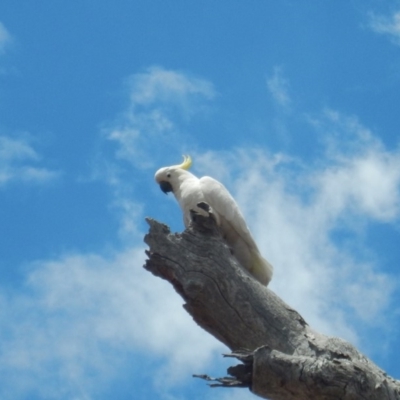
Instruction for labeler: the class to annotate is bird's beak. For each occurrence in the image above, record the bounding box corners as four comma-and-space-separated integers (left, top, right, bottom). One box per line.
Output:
159, 181, 173, 194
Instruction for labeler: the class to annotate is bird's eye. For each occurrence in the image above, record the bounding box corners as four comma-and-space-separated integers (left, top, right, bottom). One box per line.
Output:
167, 173, 171, 178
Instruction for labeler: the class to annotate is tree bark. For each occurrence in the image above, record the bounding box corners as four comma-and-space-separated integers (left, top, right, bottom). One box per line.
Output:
143, 213, 400, 400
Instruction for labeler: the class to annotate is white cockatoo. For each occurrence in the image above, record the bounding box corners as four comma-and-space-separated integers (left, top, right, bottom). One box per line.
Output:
154, 155, 273, 286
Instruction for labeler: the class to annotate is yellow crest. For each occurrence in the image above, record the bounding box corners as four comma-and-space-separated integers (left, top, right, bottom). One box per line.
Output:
178, 155, 192, 170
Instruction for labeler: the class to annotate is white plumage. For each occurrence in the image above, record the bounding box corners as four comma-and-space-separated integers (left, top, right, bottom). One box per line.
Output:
154, 155, 273, 286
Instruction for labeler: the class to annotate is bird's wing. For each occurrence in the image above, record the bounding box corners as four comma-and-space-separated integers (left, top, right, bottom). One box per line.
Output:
199, 176, 273, 285
199, 176, 258, 249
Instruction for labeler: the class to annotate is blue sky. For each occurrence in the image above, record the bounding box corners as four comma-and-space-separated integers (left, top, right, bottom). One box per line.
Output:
1, 1, 400, 399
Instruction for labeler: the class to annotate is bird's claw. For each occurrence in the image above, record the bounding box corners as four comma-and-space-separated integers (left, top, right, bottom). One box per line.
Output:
189, 202, 218, 232
196, 202, 211, 213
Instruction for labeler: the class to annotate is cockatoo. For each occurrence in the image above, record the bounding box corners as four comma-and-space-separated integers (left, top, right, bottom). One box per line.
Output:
154, 155, 273, 285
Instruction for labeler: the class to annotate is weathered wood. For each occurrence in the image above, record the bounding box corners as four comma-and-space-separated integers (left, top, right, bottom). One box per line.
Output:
143, 214, 400, 400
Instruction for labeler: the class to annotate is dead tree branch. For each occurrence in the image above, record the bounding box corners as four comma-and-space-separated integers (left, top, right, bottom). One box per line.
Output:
143, 214, 400, 400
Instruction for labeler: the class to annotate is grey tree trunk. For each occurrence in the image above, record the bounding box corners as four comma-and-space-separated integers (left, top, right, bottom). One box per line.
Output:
143, 214, 400, 400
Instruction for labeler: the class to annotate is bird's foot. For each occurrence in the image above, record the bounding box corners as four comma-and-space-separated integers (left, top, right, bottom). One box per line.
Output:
189, 202, 212, 219
189, 202, 218, 233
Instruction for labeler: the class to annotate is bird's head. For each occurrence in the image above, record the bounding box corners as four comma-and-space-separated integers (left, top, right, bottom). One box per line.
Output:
154, 155, 193, 194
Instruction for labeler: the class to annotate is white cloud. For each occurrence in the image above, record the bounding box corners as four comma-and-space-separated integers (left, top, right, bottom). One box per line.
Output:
128, 66, 215, 106
316, 150, 400, 222
311, 109, 400, 222
368, 10, 400, 45
0, 245, 225, 399
0, 135, 59, 186
266, 66, 291, 108
104, 66, 216, 168
0, 22, 12, 54
0, 135, 38, 161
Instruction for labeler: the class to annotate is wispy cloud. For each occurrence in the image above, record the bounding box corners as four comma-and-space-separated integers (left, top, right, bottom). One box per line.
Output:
104, 66, 216, 169
128, 66, 216, 107
368, 10, 400, 45
0, 135, 60, 186
0, 22, 12, 54
310, 109, 400, 222
266, 66, 291, 108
